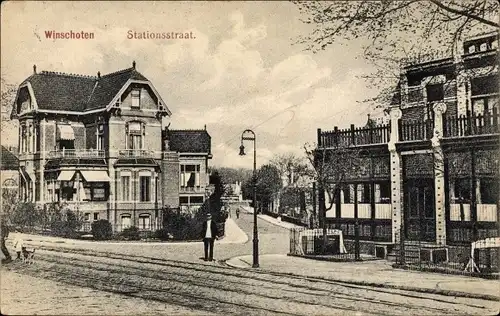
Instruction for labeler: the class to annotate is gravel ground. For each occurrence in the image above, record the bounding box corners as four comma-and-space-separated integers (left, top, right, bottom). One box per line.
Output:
2, 212, 498, 315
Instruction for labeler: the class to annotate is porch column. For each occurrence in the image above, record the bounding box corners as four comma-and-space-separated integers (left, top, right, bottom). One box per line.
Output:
388, 106, 402, 243
432, 102, 447, 245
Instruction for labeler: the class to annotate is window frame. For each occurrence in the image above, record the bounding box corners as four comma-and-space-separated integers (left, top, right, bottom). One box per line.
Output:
139, 175, 151, 202
121, 214, 132, 230
138, 214, 151, 230
131, 89, 141, 108
121, 175, 131, 201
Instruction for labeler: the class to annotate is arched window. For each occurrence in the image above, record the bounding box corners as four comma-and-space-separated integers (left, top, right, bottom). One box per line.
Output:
121, 214, 132, 230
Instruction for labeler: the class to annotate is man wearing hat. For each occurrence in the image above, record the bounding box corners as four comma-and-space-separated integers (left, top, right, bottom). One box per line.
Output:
201, 213, 218, 261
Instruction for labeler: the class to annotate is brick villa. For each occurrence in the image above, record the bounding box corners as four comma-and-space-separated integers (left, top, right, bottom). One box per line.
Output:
316, 31, 499, 262
10, 62, 212, 232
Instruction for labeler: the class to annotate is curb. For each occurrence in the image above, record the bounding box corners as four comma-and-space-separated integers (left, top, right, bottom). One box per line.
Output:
224, 255, 500, 302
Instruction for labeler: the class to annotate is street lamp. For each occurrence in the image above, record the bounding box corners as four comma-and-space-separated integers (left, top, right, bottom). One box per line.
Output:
239, 129, 259, 268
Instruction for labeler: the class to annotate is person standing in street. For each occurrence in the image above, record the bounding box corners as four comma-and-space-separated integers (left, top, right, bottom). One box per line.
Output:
201, 213, 218, 261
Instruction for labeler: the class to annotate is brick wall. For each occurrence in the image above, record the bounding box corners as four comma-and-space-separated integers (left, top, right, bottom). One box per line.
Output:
403, 154, 434, 177
121, 86, 158, 111
44, 123, 55, 151
401, 106, 425, 123
161, 152, 180, 208
86, 124, 97, 149
73, 125, 86, 149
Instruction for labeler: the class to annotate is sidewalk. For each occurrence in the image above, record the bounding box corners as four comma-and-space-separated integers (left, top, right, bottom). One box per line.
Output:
5, 218, 248, 247
239, 206, 304, 230
226, 254, 500, 301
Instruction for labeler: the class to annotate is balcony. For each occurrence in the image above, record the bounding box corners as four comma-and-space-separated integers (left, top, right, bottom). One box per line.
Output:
117, 149, 156, 158
47, 149, 105, 159
398, 119, 433, 142
180, 186, 206, 193
318, 123, 390, 148
443, 108, 499, 138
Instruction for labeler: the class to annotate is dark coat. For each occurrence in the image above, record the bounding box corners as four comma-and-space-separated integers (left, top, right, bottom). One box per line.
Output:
201, 220, 218, 239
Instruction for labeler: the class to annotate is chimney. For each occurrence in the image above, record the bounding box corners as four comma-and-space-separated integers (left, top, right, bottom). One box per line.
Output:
33, 64, 37, 74
132, 61, 136, 69
97, 71, 101, 79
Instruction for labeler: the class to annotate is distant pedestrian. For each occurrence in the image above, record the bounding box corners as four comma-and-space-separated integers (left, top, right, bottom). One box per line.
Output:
236, 208, 240, 219
13, 235, 24, 260
201, 213, 218, 261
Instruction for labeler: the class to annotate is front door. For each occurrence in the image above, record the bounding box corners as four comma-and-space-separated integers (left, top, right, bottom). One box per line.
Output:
404, 179, 435, 242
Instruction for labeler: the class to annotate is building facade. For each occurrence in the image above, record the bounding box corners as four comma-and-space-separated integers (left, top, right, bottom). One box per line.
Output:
11, 62, 212, 232
316, 32, 499, 260
1, 146, 19, 197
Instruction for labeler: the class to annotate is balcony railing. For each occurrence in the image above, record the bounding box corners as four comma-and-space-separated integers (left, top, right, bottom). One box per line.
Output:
398, 119, 433, 141
47, 149, 105, 159
318, 123, 390, 148
180, 186, 205, 193
443, 108, 499, 138
117, 149, 156, 158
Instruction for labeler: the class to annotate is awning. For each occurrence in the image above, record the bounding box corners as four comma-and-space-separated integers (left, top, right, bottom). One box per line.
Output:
57, 125, 75, 140
19, 168, 31, 181
57, 170, 75, 181
80, 170, 110, 182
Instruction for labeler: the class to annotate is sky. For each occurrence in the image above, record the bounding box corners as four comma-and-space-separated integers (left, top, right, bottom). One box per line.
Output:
1, 1, 381, 168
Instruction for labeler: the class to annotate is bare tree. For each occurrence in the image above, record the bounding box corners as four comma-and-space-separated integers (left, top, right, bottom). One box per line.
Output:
293, 0, 499, 107
304, 142, 362, 251
1, 78, 18, 147
270, 153, 311, 187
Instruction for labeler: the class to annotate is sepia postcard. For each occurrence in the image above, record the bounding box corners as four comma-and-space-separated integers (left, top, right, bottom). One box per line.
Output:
1, 1, 499, 315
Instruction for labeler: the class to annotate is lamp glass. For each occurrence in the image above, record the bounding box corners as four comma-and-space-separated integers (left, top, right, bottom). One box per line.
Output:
239, 144, 246, 156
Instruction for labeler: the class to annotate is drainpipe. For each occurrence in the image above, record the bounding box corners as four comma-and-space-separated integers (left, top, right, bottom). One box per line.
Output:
114, 168, 118, 232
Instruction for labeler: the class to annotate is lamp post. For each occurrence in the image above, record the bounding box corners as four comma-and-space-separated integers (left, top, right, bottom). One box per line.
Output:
239, 129, 259, 268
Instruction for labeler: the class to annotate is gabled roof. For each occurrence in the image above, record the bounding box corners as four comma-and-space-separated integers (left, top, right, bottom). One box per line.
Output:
1, 146, 19, 170
17, 67, 149, 113
166, 129, 211, 154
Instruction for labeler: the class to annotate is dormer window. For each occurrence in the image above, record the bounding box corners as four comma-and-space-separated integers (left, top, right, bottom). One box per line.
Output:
131, 89, 141, 108
468, 45, 476, 54
480, 43, 488, 52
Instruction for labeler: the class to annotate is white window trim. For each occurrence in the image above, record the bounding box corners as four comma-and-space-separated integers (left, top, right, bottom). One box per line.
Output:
131, 89, 141, 108
120, 175, 132, 202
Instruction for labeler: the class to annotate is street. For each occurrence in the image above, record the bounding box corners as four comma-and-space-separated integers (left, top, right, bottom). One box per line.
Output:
1, 212, 498, 315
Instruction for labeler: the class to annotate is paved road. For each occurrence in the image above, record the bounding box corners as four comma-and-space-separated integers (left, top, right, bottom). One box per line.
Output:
2, 212, 498, 315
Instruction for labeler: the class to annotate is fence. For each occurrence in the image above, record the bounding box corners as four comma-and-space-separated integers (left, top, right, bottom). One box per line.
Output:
394, 230, 499, 277
443, 108, 499, 138
399, 119, 433, 141
318, 123, 390, 148
289, 227, 359, 260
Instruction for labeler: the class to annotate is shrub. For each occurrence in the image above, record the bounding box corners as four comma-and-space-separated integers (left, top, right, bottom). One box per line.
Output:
121, 226, 141, 241
91, 220, 113, 240
154, 228, 173, 241
50, 220, 79, 238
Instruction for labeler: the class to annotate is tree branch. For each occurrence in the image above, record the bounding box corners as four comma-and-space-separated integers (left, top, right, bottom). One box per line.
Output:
429, 0, 499, 27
